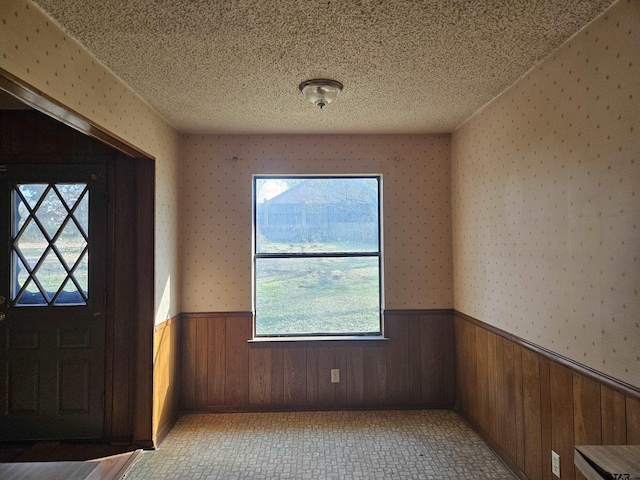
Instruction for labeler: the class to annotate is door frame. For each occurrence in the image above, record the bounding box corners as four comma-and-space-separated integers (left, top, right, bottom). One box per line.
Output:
0, 68, 155, 447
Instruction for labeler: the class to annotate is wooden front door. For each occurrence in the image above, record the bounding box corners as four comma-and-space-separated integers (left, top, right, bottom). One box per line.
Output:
0, 163, 107, 440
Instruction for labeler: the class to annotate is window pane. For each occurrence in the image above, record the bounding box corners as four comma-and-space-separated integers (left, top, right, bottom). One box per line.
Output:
12, 183, 89, 306
16, 219, 48, 269
256, 178, 379, 253
18, 184, 46, 211
13, 254, 47, 305
255, 257, 380, 336
35, 187, 66, 239
37, 249, 66, 296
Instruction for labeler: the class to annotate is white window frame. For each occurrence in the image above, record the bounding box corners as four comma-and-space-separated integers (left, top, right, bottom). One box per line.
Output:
252, 174, 384, 339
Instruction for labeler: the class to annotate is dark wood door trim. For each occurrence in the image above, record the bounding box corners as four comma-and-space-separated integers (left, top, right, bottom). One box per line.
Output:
133, 158, 155, 448
0, 67, 153, 161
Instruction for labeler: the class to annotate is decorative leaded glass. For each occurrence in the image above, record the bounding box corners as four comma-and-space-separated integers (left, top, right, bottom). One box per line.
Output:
12, 183, 89, 306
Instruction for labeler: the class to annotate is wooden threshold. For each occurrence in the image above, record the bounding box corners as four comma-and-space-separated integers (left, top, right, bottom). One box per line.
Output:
0, 442, 142, 480
89, 450, 143, 480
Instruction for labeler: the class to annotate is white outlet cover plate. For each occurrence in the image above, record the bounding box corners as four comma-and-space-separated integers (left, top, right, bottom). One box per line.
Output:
552, 450, 560, 477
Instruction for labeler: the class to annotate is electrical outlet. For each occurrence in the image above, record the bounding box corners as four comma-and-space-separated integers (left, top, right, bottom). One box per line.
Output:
330, 369, 340, 383
552, 450, 560, 478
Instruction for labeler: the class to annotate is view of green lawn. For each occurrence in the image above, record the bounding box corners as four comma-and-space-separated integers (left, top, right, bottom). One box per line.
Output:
255, 243, 380, 335
15, 241, 87, 302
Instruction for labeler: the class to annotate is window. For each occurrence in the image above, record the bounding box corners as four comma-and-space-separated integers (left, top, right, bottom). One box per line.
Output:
253, 176, 382, 337
11, 183, 90, 306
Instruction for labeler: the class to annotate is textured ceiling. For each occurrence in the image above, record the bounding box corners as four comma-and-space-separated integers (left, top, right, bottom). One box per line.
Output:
32, 0, 615, 134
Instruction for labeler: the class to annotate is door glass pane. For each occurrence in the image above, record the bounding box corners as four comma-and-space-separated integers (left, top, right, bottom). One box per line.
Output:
54, 277, 85, 305
13, 254, 47, 305
18, 184, 46, 210
56, 184, 85, 210
58, 222, 87, 269
12, 183, 89, 306
16, 195, 31, 231
35, 188, 66, 239
16, 220, 48, 269
38, 250, 65, 299
75, 192, 89, 236
16, 278, 47, 305
75, 250, 88, 296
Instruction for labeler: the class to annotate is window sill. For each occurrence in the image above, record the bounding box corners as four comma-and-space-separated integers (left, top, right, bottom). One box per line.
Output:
248, 335, 389, 344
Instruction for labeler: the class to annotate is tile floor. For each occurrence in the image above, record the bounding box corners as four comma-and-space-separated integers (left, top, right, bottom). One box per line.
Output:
125, 410, 516, 479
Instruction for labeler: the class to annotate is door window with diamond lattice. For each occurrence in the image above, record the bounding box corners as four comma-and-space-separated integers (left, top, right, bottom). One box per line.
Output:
12, 183, 89, 306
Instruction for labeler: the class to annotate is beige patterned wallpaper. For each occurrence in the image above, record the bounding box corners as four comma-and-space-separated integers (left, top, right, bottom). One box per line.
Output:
180, 134, 452, 312
452, 0, 639, 387
0, 0, 181, 324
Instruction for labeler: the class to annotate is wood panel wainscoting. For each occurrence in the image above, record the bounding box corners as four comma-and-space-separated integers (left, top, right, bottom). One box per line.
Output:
180, 311, 455, 412
454, 311, 640, 480
153, 315, 181, 446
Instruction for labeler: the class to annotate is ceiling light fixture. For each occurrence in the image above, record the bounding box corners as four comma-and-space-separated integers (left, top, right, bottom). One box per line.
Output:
299, 79, 343, 109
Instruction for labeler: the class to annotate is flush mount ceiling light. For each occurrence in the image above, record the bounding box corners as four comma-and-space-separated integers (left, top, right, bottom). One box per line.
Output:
299, 79, 343, 109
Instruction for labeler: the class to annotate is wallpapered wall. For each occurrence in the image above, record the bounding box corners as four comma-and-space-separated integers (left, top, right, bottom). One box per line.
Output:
452, 0, 639, 388
0, 0, 181, 324
180, 134, 452, 312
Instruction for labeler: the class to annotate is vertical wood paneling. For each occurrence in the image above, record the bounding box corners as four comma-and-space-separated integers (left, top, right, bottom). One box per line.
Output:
466, 322, 479, 421
207, 317, 225, 405
334, 347, 348, 404
454, 314, 640, 480
317, 347, 334, 404
573, 373, 601, 446
486, 331, 499, 441
180, 312, 462, 411
195, 317, 208, 406
110, 158, 135, 440
442, 316, 455, 404
363, 345, 387, 405
181, 317, 196, 407
627, 396, 640, 444
271, 348, 284, 404
522, 348, 542, 480
306, 347, 318, 404
501, 337, 518, 460
476, 327, 490, 435
454, 317, 468, 412
600, 386, 626, 444
346, 347, 364, 404
513, 344, 525, 472
133, 158, 155, 445
540, 357, 552, 480
573, 373, 601, 480
386, 315, 410, 403
248, 347, 271, 404
422, 315, 443, 403
407, 316, 422, 403
284, 348, 306, 404
495, 336, 507, 453
153, 317, 180, 444
550, 362, 574, 480
224, 317, 249, 405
